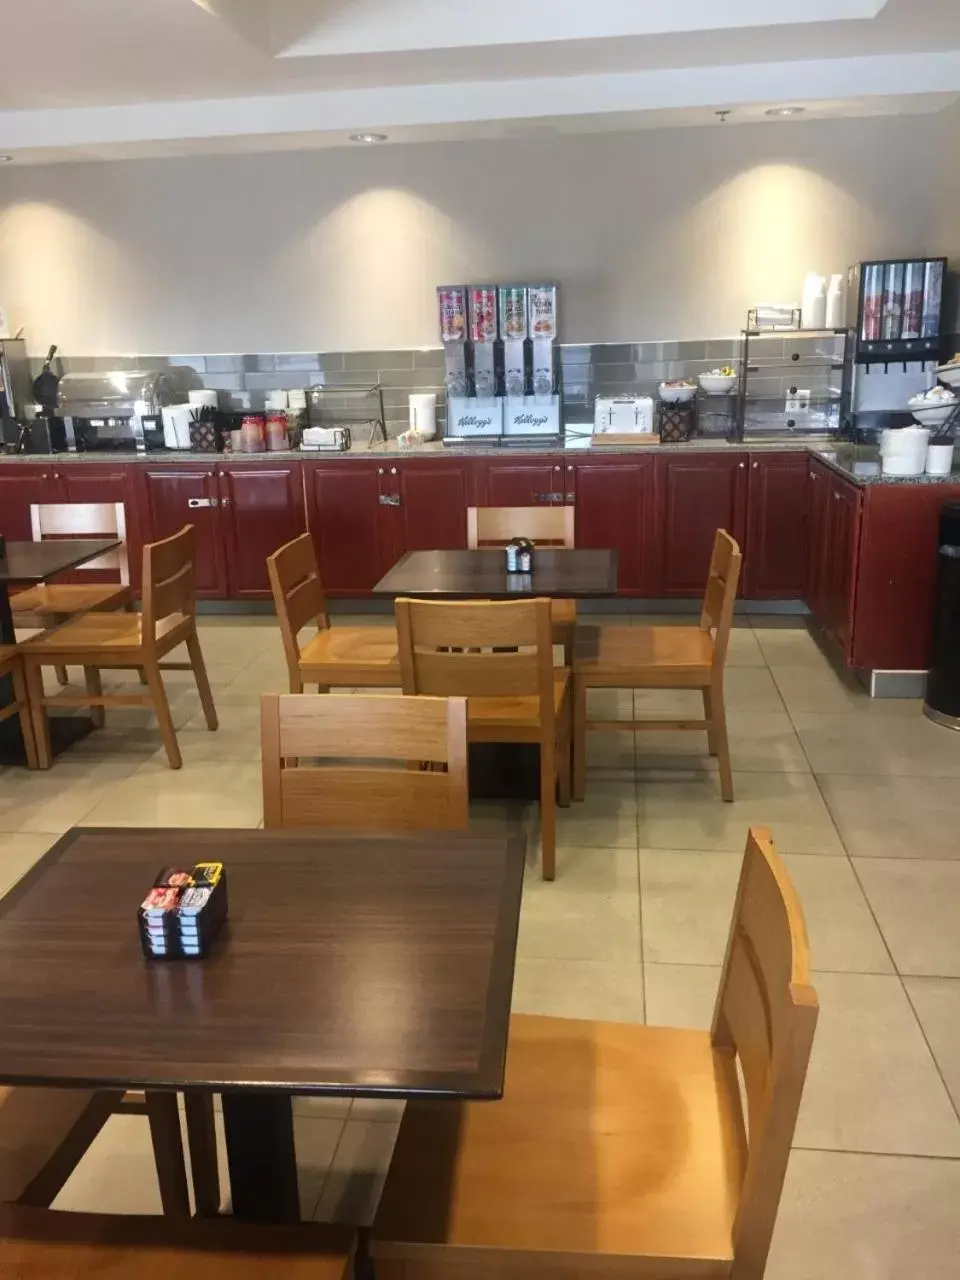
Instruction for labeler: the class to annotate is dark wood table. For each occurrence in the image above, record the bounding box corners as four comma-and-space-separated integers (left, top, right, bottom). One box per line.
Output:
0, 538, 121, 766
0, 826, 526, 1223
372, 547, 619, 599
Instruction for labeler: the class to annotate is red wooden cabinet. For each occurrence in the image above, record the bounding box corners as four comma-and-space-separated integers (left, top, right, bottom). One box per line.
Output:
0, 464, 56, 540
392, 460, 470, 556
303, 460, 386, 595
656, 453, 748, 596
572, 457, 657, 595
806, 460, 831, 621
805, 459, 862, 660
55, 464, 144, 588
218, 462, 306, 600
742, 453, 810, 599
479, 459, 567, 507
137, 464, 228, 598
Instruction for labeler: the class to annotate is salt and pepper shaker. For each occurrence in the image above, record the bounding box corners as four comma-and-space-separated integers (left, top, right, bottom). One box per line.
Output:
517, 538, 534, 573
505, 540, 520, 572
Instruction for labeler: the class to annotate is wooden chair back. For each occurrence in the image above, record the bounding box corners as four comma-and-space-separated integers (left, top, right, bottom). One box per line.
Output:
267, 534, 329, 681
141, 526, 196, 645
30, 502, 129, 583
396, 597, 556, 727
261, 693, 469, 832
699, 529, 742, 672
467, 505, 575, 549
711, 826, 819, 1278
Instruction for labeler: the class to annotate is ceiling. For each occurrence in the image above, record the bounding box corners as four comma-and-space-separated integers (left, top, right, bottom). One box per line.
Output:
0, 0, 957, 162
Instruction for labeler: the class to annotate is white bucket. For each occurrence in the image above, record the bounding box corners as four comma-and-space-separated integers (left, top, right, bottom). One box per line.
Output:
881, 426, 929, 477
409, 393, 437, 439
925, 442, 956, 476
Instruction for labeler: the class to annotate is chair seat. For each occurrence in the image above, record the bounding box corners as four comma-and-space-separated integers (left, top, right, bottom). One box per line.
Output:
299, 625, 399, 687
467, 671, 570, 738
550, 598, 576, 626
11, 582, 132, 618
21, 611, 190, 660
575, 623, 714, 687
373, 1012, 742, 1275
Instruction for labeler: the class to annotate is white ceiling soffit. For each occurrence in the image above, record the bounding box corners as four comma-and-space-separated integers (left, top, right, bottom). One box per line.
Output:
201, 0, 890, 58
1, 49, 956, 155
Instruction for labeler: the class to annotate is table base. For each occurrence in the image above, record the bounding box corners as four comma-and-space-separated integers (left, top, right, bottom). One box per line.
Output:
469, 742, 541, 802
222, 1093, 300, 1223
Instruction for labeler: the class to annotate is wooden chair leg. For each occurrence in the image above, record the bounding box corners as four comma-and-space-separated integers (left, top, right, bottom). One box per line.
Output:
540, 737, 557, 881
55, 666, 69, 687
10, 662, 39, 770
185, 630, 218, 731
144, 661, 182, 769
557, 705, 572, 809
702, 686, 719, 757
144, 1091, 191, 1220
23, 662, 52, 770
572, 677, 588, 802
184, 1093, 220, 1218
704, 683, 734, 802
84, 667, 105, 728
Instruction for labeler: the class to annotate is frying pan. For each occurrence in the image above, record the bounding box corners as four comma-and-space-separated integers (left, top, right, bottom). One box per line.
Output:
32, 344, 60, 411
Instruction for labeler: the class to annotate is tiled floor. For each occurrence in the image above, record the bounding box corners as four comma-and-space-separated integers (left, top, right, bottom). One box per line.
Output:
3, 612, 960, 1274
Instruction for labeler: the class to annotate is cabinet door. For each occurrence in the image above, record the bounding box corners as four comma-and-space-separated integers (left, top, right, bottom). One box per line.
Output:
742, 454, 809, 598
806, 462, 831, 623
304, 462, 385, 595
394, 461, 469, 555
138, 466, 227, 598
219, 463, 306, 600
657, 454, 749, 597
0, 464, 56, 540
828, 479, 862, 657
573, 457, 657, 595
55, 464, 143, 588
480, 461, 566, 507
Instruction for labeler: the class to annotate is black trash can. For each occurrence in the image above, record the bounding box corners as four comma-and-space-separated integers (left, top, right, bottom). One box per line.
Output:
924, 500, 960, 729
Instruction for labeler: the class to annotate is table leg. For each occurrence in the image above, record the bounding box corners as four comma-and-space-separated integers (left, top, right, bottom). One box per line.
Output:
0, 582, 99, 766
145, 1090, 191, 1220
468, 742, 541, 801
221, 1092, 300, 1223
184, 1093, 221, 1217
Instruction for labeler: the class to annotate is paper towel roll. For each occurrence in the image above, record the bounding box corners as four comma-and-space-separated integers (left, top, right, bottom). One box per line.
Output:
409, 393, 437, 439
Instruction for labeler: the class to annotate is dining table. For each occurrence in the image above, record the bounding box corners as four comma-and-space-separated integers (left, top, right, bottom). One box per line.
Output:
0, 537, 121, 766
373, 546, 619, 798
0, 826, 526, 1224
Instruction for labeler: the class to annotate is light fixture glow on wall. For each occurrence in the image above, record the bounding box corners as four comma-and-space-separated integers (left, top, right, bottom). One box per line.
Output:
764, 106, 805, 117
349, 133, 388, 144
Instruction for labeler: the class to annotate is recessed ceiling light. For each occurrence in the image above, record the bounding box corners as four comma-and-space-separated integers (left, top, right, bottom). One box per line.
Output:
765, 106, 805, 117
0, 155, 12, 164
349, 132, 388, 144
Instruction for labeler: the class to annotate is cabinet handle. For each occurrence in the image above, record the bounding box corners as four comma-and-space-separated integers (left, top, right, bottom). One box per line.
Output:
553, 465, 561, 472
567, 465, 574, 472
738, 462, 746, 469
390, 467, 398, 475
378, 494, 401, 506
752, 462, 759, 470
187, 497, 218, 508
377, 468, 385, 476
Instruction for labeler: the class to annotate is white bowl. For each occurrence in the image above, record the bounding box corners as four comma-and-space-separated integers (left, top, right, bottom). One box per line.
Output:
659, 382, 697, 404
935, 364, 960, 390
698, 373, 737, 396
908, 398, 958, 428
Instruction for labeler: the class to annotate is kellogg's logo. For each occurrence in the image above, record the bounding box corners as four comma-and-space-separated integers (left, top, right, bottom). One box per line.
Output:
514, 413, 549, 428
460, 414, 493, 429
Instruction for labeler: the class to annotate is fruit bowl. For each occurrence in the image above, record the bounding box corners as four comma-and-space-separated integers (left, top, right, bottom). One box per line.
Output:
908, 391, 959, 428
699, 373, 737, 395
935, 360, 960, 390
659, 381, 697, 404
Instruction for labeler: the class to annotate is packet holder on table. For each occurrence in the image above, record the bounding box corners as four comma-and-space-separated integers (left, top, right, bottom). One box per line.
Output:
138, 861, 229, 960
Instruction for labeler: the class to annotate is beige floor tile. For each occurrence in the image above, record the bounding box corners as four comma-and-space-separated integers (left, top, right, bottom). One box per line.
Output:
582, 730, 636, 775
518, 882, 641, 963
854, 859, 960, 977
524, 844, 638, 896
313, 1120, 400, 1226
752, 623, 835, 669
554, 780, 638, 851
766, 1149, 960, 1280
723, 625, 767, 667
903, 977, 960, 1111
52, 1114, 164, 1214
781, 854, 893, 974
635, 711, 810, 777
794, 971, 960, 1156
81, 762, 264, 828
0, 760, 142, 835
0, 831, 59, 896
793, 711, 960, 778
291, 1096, 353, 1121
643, 963, 720, 1029
640, 849, 740, 966
133, 702, 263, 768
634, 666, 786, 715
772, 663, 921, 718
350, 1098, 406, 1124
292, 1116, 348, 1221
637, 772, 844, 855
512, 956, 645, 1023
819, 774, 960, 860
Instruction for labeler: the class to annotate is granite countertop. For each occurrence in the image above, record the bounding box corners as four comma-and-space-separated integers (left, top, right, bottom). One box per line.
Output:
2, 437, 959, 488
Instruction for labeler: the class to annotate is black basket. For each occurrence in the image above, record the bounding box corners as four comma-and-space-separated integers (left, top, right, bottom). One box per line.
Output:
658, 402, 698, 443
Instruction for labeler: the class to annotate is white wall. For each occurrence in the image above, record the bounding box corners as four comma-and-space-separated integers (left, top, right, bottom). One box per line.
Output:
0, 114, 949, 356
934, 101, 960, 332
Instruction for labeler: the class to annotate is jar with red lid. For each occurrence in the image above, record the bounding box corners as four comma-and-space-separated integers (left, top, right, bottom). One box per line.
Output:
265, 412, 289, 451
240, 415, 265, 453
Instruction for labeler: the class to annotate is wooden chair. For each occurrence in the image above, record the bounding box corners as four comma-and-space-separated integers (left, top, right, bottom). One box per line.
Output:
0, 1204, 353, 1278
573, 528, 742, 802
11, 502, 134, 688
395, 597, 571, 881
261, 692, 469, 831
0, 649, 39, 769
467, 505, 576, 659
21, 525, 217, 770
267, 534, 399, 693
372, 826, 819, 1280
